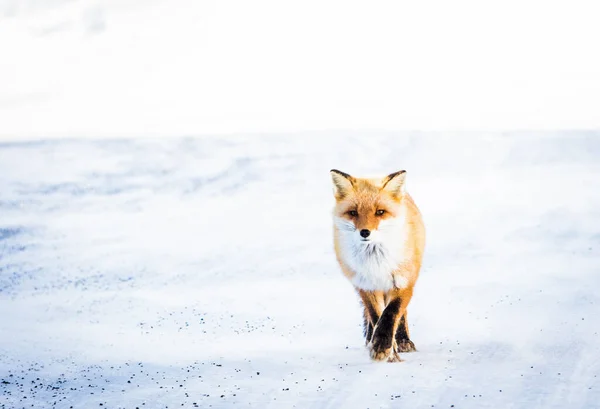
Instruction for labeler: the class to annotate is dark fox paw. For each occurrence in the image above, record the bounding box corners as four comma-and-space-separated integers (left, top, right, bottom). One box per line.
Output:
369, 337, 403, 362
396, 339, 417, 353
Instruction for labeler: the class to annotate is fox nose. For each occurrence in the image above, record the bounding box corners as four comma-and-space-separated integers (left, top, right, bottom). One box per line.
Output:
360, 229, 371, 238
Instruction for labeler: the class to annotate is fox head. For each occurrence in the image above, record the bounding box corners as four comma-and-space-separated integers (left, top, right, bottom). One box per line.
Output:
330, 169, 407, 244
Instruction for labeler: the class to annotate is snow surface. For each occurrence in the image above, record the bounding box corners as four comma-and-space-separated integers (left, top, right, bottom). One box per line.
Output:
1, 132, 599, 408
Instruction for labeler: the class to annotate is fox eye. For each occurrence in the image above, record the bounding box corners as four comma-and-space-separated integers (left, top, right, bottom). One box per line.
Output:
376, 209, 386, 216
348, 210, 358, 217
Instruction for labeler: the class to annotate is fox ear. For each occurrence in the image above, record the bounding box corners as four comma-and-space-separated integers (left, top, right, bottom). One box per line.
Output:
382, 170, 406, 196
330, 169, 355, 199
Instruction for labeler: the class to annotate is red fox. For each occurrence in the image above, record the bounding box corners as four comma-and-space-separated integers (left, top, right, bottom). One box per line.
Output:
330, 169, 425, 362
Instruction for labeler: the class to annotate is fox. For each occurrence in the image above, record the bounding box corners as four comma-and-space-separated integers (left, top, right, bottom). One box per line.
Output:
330, 169, 425, 362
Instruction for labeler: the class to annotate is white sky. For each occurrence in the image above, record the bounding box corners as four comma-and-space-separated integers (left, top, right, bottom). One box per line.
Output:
1, 0, 599, 138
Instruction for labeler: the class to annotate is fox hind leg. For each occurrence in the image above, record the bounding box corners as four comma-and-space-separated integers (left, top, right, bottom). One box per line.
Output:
395, 312, 417, 352
363, 308, 374, 344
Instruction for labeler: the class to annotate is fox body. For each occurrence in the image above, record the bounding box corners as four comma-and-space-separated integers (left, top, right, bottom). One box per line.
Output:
330, 169, 425, 362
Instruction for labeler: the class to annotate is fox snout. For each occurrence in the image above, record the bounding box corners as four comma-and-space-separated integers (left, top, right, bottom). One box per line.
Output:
359, 227, 380, 243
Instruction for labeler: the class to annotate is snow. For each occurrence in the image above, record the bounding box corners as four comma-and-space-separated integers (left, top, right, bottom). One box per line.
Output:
2, 0, 600, 138
2, 2, 600, 407
1, 132, 599, 408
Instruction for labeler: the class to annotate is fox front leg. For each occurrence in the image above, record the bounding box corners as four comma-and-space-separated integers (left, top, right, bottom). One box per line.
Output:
358, 290, 384, 345
370, 298, 404, 362
390, 273, 417, 353
370, 289, 412, 362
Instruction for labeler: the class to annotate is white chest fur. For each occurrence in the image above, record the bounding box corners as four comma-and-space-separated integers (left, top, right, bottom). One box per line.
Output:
334, 216, 409, 291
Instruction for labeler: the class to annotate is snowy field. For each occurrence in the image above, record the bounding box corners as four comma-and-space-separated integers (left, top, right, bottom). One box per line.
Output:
0, 132, 599, 408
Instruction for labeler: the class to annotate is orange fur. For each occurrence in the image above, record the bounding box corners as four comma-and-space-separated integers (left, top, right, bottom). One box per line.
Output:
330, 169, 425, 362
